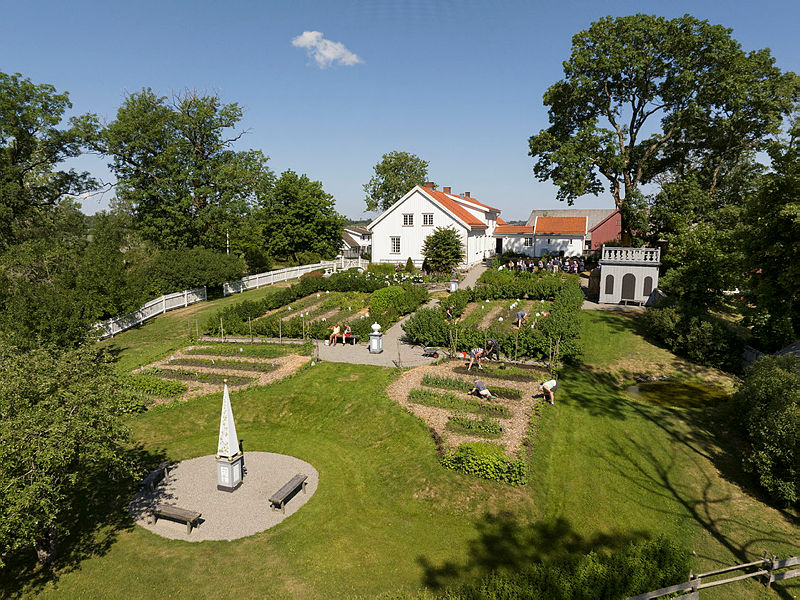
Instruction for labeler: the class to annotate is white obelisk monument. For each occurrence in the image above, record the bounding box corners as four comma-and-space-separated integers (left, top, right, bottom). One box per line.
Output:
216, 380, 244, 492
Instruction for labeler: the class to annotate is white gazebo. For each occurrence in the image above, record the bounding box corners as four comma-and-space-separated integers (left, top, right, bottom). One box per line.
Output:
216, 381, 244, 492
598, 246, 661, 305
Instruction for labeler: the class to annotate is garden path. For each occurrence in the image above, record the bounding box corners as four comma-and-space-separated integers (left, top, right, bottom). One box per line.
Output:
315, 262, 488, 367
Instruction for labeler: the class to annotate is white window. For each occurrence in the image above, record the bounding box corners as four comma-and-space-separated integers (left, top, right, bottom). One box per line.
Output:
403, 214, 414, 226
390, 237, 400, 253
524, 238, 533, 247
423, 213, 434, 226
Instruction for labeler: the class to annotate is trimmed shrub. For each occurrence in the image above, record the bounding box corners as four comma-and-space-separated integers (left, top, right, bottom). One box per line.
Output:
408, 388, 509, 417
447, 415, 503, 438
119, 374, 187, 398
441, 442, 527, 485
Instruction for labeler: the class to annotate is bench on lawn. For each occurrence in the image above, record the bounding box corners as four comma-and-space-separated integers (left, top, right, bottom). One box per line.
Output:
139, 461, 170, 491
152, 503, 202, 534
333, 335, 359, 345
269, 474, 308, 513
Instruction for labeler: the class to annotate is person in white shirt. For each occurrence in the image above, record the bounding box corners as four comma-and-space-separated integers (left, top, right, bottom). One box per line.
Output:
540, 379, 558, 405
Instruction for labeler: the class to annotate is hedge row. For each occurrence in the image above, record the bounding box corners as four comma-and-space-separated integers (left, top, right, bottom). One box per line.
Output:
119, 374, 187, 398
403, 278, 584, 363
205, 272, 428, 341
447, 415, 503, 438
474, 270, 580, 301
441, 442, 527, 485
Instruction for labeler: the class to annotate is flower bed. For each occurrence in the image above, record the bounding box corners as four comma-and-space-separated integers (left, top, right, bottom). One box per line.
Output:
168, 358, 278, 372
407, 387, 510, 417
185, 342, 310, 358
446, 415, 503, 438
143, 367, 253, 386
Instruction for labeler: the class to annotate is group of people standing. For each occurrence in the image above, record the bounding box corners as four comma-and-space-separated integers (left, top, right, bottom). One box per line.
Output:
506, 257, 584, 274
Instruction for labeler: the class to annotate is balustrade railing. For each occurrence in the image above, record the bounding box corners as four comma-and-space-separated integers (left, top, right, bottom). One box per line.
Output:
601, 246, 661, 263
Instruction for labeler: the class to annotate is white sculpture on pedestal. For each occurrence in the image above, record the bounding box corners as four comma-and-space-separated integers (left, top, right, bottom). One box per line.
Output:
216, 381, 244, 492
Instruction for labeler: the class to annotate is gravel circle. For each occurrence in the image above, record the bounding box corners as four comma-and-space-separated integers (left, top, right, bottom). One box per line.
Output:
129, 452, 318, 542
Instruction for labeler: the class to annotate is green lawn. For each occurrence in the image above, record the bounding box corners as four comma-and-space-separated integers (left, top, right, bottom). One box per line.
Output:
9, 305, 798, 599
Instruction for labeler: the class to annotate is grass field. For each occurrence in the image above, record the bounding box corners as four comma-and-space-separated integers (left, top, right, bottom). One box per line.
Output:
7, 301, 798, 599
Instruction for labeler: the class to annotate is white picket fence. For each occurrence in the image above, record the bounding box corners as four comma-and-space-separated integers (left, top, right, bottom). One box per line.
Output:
222, 257, 368, 295
95, 257, 369, 338
96, 287, 207, 339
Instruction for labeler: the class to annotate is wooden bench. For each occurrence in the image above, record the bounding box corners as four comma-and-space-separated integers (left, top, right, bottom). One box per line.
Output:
269, 474, 308, 513
152, 503, 202, 534
333, 335, 359, 345
139, 461, 170, 492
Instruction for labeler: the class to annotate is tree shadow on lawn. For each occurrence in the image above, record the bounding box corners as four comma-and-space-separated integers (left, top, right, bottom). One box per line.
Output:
593, 435, 799, 600
418, 512, 648, 590
560, 369, 631, 421
0, 446, 170, 599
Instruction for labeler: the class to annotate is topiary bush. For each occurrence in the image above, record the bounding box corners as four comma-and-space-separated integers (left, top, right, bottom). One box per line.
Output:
441, 442, 527, 485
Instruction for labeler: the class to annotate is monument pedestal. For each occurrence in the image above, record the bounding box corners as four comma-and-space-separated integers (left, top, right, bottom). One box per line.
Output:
216, 454, 243, 492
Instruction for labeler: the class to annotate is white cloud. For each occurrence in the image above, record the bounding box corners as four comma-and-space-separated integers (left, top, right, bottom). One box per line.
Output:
291, 30, 363, 68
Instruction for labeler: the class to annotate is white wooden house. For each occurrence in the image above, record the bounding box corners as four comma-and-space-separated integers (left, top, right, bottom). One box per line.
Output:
368, 185, 500, 267
341, 226, 371, 258
494, 216, 587, 257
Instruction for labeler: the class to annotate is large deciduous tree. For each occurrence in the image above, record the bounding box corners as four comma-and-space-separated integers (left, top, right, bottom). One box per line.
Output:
92, 89, 274, 250
0, 72, 95, 249
261, 170, 345, 262
528, 14, 796, 235
0, 345, 136, 566
363, 151, 429, 212
740, 117, 800, 349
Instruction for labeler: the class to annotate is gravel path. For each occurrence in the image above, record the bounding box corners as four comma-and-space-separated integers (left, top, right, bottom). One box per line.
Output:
386, 360, 544, 457
129, 452, 318, 542
145, 352, 311, 400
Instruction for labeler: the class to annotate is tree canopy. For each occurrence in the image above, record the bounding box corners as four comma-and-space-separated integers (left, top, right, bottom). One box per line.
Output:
88, 89, 275, 250
363, 151, 429, 212
260, 170, 345, 262
528, 14, 796, 234
0, 72, 95, 250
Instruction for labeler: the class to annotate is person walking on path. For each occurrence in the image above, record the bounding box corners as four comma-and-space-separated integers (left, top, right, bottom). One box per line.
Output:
470, 377, 496, 399
467, 347, 486, 371
539, 379, 558, 405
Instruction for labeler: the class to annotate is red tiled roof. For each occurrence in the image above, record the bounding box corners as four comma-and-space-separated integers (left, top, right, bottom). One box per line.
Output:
496, 217, 508, 225
534, 216, 587, 235
495, 225, 534, 235
423, 187, 487, 228
460, 195, 501, 212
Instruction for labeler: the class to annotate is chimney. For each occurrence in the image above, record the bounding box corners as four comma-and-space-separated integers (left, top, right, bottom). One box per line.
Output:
464, 191, 471, 198
443, 186, 451, 194
424, 181, 435, 189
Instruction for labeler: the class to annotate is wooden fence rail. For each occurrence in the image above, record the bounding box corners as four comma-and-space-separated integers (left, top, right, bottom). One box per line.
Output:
94, 257, 368, 338
626, 553, 800, 600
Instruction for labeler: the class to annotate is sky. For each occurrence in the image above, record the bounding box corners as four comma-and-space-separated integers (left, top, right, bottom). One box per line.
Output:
2, 0, 799, 221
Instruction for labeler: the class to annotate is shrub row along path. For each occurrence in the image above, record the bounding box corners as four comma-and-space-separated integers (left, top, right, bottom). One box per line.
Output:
315, 262, 488, 367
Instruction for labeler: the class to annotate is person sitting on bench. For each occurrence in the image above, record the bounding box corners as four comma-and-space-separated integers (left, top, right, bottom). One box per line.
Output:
467, 347, 485, 371
470, 378, 496, 399
343, 323, 351, 342
539, 379, 558, 405
329, 323, 341, 346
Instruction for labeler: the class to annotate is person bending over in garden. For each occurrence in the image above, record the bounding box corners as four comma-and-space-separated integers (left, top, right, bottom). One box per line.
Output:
329, 323, 341, 346
539, 379, 558, 405
515, 311, 529, 328
470, 377, 496, 399
445, 304, 455, 320
484, 338, 499, 361
467, 347, 486, 371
